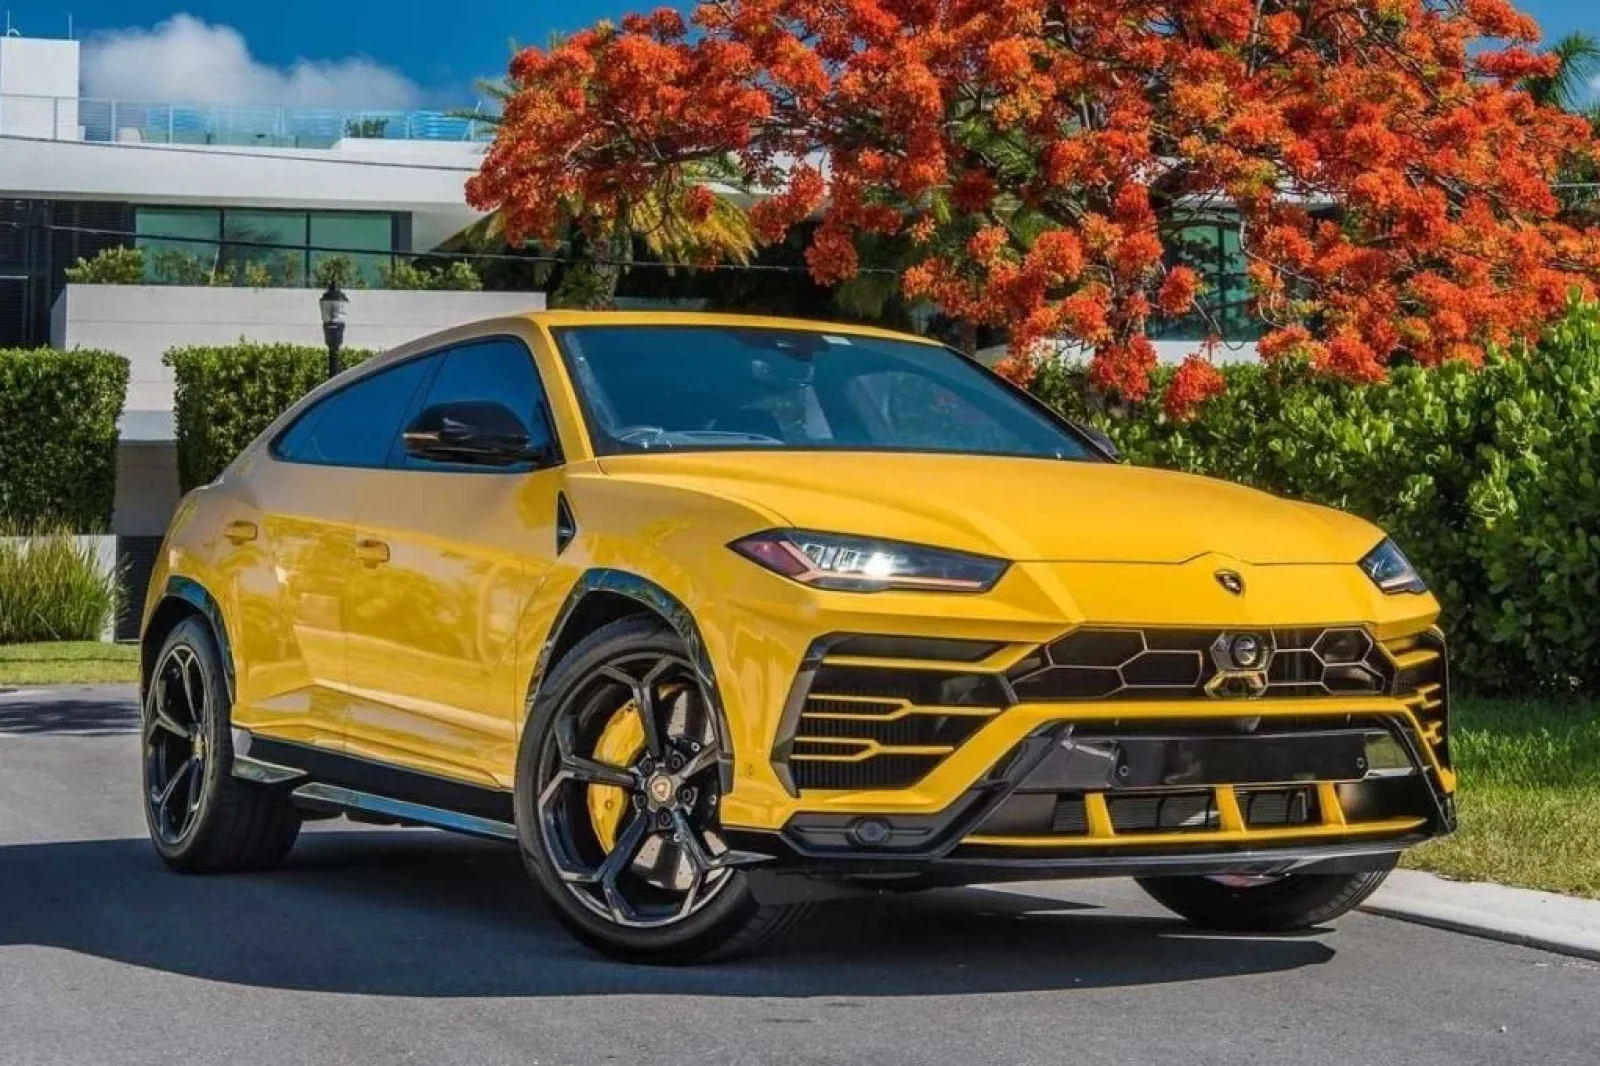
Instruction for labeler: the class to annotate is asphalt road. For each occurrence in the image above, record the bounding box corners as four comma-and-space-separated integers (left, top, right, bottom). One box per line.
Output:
2, 685, 1596, 1066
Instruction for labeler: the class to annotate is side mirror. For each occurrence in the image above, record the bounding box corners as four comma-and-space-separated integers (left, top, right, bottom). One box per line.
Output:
402, 400, 551, 467
1073, 421, 1120, 461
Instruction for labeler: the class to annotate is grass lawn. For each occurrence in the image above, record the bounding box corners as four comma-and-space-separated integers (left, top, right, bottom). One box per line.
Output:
0, 642, 140, 686
1404, 694, 1600, 900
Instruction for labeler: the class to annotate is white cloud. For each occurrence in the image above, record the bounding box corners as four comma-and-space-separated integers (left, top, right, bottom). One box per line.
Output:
81, 15, 422, 108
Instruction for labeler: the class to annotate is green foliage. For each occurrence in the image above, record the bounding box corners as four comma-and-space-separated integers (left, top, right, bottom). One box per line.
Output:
63, 246, 145, 285
376, 259, 484, 291
148, 248, 215, 286
344, 117, 390, 138
0, 532, 119, 643
312, 254, 365, 290
164, 343, 372, 492
1030, 299, 1600, 694
0, 350, 127, 531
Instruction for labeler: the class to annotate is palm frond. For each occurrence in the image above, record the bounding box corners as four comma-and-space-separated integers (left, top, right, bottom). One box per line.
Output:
1523, 31, 1600, 112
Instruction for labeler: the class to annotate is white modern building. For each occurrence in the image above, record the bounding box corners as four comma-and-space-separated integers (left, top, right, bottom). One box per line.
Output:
0, 32, 545, 635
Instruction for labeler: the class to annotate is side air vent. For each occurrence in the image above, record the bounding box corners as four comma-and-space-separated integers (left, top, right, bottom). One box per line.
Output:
781, 648, 1007, 791
555, 494, 577, 555
1385, 628, 1450, 764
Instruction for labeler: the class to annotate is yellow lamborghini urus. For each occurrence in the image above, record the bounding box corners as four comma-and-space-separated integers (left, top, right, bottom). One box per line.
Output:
139, 312, 1455, 963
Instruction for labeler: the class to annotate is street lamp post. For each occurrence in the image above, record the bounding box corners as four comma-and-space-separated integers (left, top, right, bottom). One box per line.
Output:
318, 283, 349, 380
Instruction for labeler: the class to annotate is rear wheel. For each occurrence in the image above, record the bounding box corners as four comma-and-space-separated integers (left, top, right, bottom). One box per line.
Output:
515, 616, 809, 964
1135, 856, 1398, 931
142, 617, 301, 872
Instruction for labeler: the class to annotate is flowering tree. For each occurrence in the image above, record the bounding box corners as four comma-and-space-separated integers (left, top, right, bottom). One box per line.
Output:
467, 0, 1600, 413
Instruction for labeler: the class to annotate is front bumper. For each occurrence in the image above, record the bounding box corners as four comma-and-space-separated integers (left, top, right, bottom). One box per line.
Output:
721, 621, 1454, 885
728, 717, 1454, 889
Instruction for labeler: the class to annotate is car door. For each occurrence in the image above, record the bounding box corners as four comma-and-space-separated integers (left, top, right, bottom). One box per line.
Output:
341, 336, 564, 788
218, 356, 434, 749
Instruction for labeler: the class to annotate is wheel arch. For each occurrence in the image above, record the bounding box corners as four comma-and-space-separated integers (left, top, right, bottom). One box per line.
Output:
141, 576, 235, 705
532, 568, 734, 793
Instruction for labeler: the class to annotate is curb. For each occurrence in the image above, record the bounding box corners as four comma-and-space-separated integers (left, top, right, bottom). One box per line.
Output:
1361, 870, 1600, 963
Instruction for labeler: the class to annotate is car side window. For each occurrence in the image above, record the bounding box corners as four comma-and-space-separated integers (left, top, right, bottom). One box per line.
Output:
397, 337, 556, 471
273, 357, 433, 468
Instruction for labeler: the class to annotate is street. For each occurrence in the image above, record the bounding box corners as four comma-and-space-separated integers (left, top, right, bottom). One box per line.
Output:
1, 686, 1595, 1066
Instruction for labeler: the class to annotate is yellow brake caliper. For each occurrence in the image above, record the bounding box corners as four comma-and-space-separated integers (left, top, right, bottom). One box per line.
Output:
587, 700, 646, 852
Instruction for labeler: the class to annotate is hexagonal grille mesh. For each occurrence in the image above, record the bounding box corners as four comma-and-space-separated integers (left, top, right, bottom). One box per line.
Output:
1008, 626, 1394, 702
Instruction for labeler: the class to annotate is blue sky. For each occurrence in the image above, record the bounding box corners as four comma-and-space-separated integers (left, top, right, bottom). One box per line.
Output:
5, 1, 1597, 109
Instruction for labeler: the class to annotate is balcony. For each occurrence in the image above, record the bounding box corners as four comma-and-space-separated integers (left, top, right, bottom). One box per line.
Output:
0, 94, 495, 147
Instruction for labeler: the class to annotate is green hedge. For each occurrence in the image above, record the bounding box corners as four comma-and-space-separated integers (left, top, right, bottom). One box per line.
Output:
165, 343, 371, 492
0, 349, 127, 531
1031, 299, 1600, 695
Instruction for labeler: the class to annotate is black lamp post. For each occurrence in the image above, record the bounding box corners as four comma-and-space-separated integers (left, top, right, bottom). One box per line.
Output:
318, 283, 349, 379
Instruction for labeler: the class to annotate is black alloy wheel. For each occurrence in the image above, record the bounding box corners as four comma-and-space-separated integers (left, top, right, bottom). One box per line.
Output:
144, 642, 211, 845
517, 616, 811, 963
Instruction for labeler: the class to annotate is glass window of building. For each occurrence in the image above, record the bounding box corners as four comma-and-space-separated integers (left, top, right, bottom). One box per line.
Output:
133, 207, 398, 288
1152, 212, 1262, 343
310, 213, 394, 288
135, 208, 222, 284
221, 210, 310, 286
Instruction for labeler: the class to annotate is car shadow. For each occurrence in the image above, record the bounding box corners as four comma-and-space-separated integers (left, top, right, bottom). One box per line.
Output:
0, 829, 1335, 996
0, 686, 139, 737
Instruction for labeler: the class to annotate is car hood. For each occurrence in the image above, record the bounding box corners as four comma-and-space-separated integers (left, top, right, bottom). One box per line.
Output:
595, 452, 1381, 565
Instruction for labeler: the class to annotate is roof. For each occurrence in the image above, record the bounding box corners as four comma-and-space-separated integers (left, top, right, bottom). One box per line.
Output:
519, 309, 939, 345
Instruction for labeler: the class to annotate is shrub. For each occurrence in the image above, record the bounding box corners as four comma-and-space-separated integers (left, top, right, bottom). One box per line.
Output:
377, 259, 484, 291
0, 531, 119, 643
165, 342, 372, 491
0, 349, 127, 531
313, 254, 365, 290
1029, 298, 1600, 694
63, 246, 145, 285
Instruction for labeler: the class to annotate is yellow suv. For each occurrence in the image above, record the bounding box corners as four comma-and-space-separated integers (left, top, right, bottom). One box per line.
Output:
139, 312, 1454, 962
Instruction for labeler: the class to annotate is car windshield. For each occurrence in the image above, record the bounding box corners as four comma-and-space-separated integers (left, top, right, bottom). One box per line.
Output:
553, 325, 1099, 461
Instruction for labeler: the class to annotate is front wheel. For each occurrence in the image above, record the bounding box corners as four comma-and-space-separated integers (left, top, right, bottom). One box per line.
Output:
142, 617, 301, 872
514, 616, 810, 964
1136, 856, 1398, 931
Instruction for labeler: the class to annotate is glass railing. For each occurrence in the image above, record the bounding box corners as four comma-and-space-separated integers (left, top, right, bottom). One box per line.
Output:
0, 95, 496, 147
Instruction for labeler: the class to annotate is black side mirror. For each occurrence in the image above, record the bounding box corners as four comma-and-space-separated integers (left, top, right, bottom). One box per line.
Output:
403, 400, 551, 467
1073, 421, 1120, 461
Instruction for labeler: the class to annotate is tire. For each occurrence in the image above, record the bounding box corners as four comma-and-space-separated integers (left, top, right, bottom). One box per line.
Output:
515, 614, 810, 964
142, 616, 301, 873
1135, 855, 1398, 932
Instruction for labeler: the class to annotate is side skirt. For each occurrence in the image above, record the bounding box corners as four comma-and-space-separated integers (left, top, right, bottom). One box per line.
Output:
233, 731, 518, 843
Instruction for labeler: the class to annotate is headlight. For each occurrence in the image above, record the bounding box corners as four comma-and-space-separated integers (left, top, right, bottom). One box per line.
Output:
1359, 537, 1427, 594
729, 529, 1008, 593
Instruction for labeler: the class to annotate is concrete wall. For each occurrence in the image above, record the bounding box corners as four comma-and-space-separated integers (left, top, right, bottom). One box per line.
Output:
0, 38, 80, 139
977, 339, 1261, 368
51, 284, 546, 537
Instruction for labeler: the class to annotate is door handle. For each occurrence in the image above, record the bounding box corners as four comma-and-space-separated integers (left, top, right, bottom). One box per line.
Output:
222, 520, 258, 544
355, 537, 390, 566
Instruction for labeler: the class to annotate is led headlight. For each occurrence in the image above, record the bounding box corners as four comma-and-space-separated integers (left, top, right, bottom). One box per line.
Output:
1359, 537, 1427, 594
730, 530, 1008, 593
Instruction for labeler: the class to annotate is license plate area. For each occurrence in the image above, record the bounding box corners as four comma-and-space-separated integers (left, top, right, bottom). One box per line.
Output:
1113, 732, 1369, 788
1017, 730, 1375, 792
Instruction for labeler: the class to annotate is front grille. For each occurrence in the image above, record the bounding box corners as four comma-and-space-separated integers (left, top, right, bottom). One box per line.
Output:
1108, 790, 1219, 832
995, 783, 1322, 839
1008, 626, 1393, 702
1240, 786, 1316, 826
